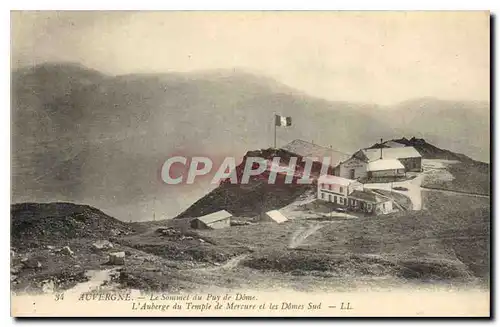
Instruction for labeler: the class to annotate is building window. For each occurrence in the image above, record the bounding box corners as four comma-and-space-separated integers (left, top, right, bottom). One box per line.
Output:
321, 193, 325, 199
329, 184, 332, 190
382, 203, 385, 209
339, 197, 343, 204
339, 186, 344, 193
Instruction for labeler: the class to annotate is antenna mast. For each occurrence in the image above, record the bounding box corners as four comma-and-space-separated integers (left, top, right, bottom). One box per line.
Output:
380, 138, 383, 159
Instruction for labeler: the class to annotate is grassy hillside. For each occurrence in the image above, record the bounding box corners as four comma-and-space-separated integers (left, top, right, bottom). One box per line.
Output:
422, 161, 490, 195
11, 188, 490, 294
240, 190, 490, 283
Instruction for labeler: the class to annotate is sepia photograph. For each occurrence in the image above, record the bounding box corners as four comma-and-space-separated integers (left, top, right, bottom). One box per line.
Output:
10, 10, 491, 317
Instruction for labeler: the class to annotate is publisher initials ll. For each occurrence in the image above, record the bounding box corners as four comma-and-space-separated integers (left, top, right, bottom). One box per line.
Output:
340, 302, 353, 310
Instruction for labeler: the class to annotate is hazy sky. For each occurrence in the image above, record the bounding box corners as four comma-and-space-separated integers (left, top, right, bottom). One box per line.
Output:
11, 11, 490, 105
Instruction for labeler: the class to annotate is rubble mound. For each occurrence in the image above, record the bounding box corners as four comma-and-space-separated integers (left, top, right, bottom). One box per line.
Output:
11, 202, 134, 248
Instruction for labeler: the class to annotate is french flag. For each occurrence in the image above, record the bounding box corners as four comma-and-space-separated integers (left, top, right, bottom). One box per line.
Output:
275, 114, 292, 127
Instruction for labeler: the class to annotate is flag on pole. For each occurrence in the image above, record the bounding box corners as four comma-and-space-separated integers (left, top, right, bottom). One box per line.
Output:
275, 114, 292, 127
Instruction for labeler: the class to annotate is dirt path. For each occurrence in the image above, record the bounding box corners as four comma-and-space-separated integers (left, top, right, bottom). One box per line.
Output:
365, 179, 423, 211
190, 254, 250, 273
364, 168, 441, 211
288, 223, 326, 249
364, 163, 490, 211
189, 222, 330, 272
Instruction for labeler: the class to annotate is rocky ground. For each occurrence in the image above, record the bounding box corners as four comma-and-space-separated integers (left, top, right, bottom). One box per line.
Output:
10, 160, 490, 295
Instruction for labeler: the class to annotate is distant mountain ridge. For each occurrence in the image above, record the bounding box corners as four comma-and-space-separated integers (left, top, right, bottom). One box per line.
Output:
11, 62, 490, 220
367, 137, 485, 163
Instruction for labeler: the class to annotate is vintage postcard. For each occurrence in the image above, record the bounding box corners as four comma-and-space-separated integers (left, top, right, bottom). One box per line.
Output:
10, 11, 490, 317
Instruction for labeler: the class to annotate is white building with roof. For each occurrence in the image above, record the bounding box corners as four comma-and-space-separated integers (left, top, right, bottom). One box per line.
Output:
366, 159, 406, 178
361, 147, 422, 172
317, 175, 363, 205
347, 189, 394, 215
337, 146, 422, 179
190, 210, 232, 229
317, 175, 395, 215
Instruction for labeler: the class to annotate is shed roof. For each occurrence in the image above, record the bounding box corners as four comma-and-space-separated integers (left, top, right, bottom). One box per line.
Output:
264, 210, 288, 223
318, 174, 355, 186
362, 146, 422, 161
282, 140, 350, 166
195, 210, 232, 225
367, 159, 405, 172
268, 160, 296, 174
349, 190, 386, 203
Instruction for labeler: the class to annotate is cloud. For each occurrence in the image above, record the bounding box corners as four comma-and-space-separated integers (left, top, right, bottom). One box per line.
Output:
11, 11, 490, 105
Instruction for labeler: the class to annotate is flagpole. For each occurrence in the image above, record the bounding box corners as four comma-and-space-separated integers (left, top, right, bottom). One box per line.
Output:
274, 114, 277, 149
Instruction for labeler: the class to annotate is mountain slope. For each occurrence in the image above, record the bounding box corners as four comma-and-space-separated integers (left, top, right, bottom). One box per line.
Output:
11, 202, 135, 249
11, 63, 490, 220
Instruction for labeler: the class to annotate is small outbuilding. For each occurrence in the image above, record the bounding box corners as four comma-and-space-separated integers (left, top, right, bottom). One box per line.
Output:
366, 159, 406, 178
347, 190, 393, 215
362, 147, 422, 172
261, 210, 288, 223
190, 210, 232, 230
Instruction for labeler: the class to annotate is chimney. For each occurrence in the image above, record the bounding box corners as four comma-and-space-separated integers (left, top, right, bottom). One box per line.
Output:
330, 145, 333, 175
380, 138, 383, 159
